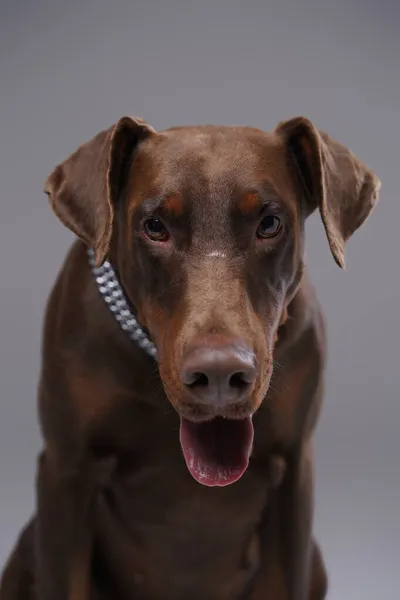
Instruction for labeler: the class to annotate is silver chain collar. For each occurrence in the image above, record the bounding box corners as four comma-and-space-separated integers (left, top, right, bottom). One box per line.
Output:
87, 248, 158, 361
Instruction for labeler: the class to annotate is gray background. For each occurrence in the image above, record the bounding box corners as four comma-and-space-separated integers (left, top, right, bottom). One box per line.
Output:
0, 0, 399, 597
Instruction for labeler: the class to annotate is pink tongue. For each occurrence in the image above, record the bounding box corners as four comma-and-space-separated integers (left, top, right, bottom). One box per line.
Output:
179, 416, 254, 487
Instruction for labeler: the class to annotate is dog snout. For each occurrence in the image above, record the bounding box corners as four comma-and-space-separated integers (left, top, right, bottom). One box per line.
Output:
180, 342, 257, 407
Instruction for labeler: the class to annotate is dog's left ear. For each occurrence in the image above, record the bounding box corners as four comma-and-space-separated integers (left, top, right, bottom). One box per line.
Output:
275, 116, 381, 268
44, 116, 156, 267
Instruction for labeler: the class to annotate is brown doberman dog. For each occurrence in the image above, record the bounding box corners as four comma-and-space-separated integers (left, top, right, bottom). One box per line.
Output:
0, 116, 380, 600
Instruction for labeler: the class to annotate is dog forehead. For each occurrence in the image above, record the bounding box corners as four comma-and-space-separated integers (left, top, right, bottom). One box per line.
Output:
141, 126, 281, 175
128, 125, 293, 214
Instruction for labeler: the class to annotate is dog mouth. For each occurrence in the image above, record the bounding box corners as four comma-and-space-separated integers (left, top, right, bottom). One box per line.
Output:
179, 416, 254, 487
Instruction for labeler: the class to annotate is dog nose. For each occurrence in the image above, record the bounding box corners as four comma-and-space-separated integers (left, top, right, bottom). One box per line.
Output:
180, 344, 257, 406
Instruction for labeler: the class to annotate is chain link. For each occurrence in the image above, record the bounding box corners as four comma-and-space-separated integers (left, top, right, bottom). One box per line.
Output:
87, 248, 158, 361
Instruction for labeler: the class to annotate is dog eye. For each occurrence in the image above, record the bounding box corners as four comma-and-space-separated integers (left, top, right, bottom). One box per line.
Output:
256, 215, 282, 239
143, 218, 170, 242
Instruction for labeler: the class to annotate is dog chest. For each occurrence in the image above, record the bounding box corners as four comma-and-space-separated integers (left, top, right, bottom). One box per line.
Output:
93, 462, 269, 599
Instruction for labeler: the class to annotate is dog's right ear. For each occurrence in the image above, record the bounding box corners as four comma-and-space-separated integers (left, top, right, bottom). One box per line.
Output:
44, 117, 156, 267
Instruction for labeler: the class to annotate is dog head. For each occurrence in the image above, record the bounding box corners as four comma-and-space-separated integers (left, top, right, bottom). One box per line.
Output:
45, 116, 380, 486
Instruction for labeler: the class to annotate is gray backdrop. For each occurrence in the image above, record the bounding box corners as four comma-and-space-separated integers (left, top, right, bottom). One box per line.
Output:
1, 1, 399, 597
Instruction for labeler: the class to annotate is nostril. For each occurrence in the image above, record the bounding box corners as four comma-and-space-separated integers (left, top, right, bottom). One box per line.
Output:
186, 372, 209, 390
229, 372, 251, 392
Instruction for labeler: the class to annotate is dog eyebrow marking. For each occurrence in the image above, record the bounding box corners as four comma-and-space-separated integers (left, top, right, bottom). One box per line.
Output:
238, 191, 261, 215
206, 251, 227, 258
163, 193, 184, 217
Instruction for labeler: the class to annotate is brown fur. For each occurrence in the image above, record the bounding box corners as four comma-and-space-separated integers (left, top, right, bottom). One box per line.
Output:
0, 116, 380, 600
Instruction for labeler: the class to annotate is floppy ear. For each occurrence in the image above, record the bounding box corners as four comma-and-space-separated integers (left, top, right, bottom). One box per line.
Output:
275, 116, 381, 268
44, 116, 156, 266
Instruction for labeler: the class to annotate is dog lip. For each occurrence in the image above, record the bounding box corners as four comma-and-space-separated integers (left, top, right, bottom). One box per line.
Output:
176, 405, 255, 424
